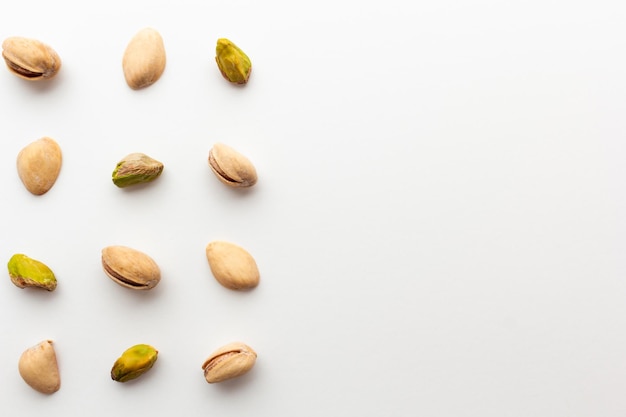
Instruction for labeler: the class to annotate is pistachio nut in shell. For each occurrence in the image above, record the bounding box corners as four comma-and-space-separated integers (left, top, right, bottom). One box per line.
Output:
16, 137, 62, 195
2, 37, 61, 80
111, 344, 158, 382
215, 38, 251, 84
122, 27, 166, 89
8, 254, 57, 291
208, 143, 257, 188
112, 153, 164, 188
202, 342, 257, 383
206, 241, 260, 290
18, 340, 61, 394
101, 246, 161, 290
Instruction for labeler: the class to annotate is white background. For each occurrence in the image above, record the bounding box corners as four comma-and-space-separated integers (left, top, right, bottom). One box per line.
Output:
0, 0, 625, 416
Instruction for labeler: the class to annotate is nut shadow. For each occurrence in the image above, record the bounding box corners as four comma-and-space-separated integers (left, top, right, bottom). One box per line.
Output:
11, 70, 64, 93
204, 368, 258, 397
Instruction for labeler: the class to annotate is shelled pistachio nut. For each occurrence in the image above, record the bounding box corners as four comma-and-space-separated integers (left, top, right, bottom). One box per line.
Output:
101, 246, 161, 290
205, 241, 259, 290
8, 254, 57, 291
202, 342, 257, 383
215, 38, 251, 84
2, 37, 61, 80
16, 137, 62, 195
112, 153, 163, 188
208, 143, 257, 188
122, 27, 166, 89
18, 340, 61, 394
111, 344, 158, 382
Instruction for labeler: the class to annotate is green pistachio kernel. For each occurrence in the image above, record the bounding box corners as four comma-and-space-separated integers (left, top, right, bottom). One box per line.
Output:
111, 344, 158, 383
112, 153, 163, 188
8, 254, 57, 291
215, 38, 252, 84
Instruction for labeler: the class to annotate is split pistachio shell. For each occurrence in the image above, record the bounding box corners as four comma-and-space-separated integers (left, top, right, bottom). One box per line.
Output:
112, 153, 163, 188
122, 28, 166, 89
208, 143, 257, 188
2, 37, 61, 80
8, 254, 57, 291
101, 246, 161, 290
18, 340, 61, 394
202, 342, 257, 383
215, 38, 251, 84
16, 137, 62, 195
206, 241, 259, 290
111, 344, 158, 382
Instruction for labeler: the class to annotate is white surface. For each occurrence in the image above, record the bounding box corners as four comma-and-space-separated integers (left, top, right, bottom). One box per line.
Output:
0, 0, 625, 415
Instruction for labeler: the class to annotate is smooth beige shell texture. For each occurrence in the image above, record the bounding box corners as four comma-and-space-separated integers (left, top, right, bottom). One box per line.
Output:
16, 137, 62, 195
208, 143, 257, 188
2, 37, 61, 80
202, 342, 257, 383
206, 241, 260, 290
122, 28, 166, 89
101, 245, 161, 290
18, 340, 61, 394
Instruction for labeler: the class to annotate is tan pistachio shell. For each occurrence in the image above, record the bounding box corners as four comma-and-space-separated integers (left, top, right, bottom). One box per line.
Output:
16, 137, 62, 195
206, 241, 260, 290
101, 246, 161, 290
2, 37, 61, 80
202, 342, 257, 383
208, 143, 257, 188
18, 340, 61, 394
122, 27, 166, 89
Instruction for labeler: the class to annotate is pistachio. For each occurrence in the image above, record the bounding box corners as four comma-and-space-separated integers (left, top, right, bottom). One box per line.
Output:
205, 241, 260, 290
202, 342, 257, 383
101, 246, 161, 290
112, 153, 164, 188
16, 137, 62, 195
2, 37, 61, 80
122, 27, 166, 89
18, 340, 61, 394
208, 143, 257, 188
111, 344, 158, 382
8, 254, 57, 291
215, 38, 251, 84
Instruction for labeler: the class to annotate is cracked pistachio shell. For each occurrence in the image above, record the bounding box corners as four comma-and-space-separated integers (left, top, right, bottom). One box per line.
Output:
112, 153, 163, 188
18, 340, 61, 394
215, 38, 251, 84
16, 137, 62, 195
208, 143, 257, 188
202, 342, 257, 383
101, 246, 161, 290
122, 28, 166, 89
206, 241, 259, 290
8, 254, 57, 291
111, 344, 158, 382
2, 37, 61, 80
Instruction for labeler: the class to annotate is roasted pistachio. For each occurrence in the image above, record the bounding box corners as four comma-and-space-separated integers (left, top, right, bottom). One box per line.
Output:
16, 137, 62, 195
2, 37, 61, 80
208, 143, 257, 188
111, 344, 158, 382
215, 38, 251, 84
18, 340, 61, 394
122, 28, 166, 89
112, 153, 163, 188
8, 254, 57, 291
202, 342, 257, 383
101, 246, 161, 290
206, 241, 260, 290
